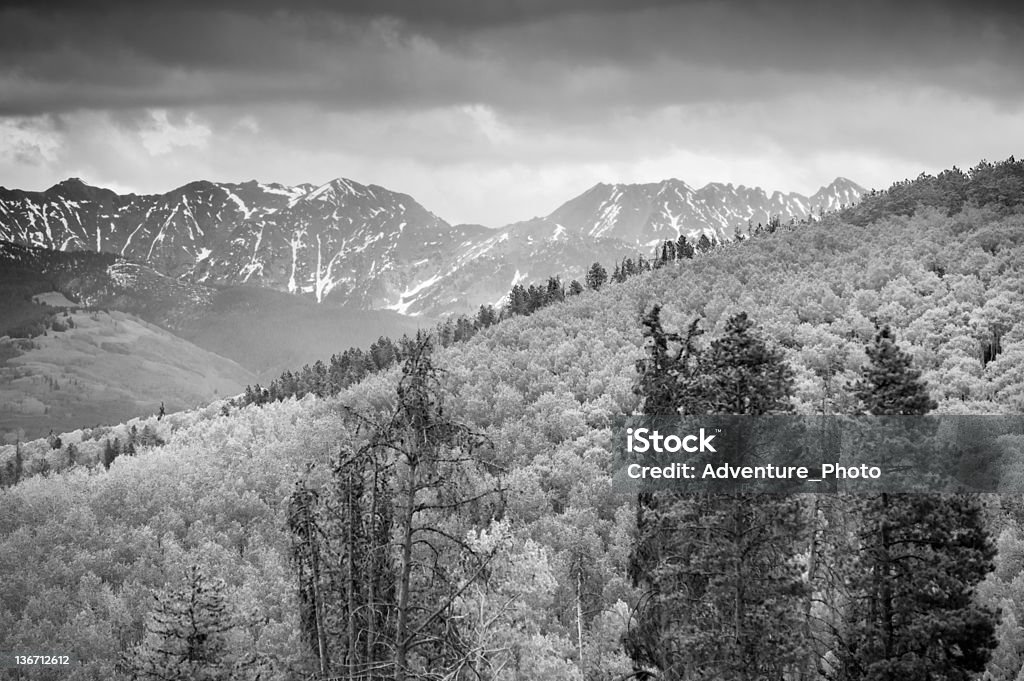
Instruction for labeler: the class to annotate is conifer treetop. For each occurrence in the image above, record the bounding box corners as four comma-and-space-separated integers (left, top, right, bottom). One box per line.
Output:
854, 325, 937, 415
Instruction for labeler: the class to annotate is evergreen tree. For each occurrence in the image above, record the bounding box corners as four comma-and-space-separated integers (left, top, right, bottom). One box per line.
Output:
64, 442, 78, 468
124, 428, 138, 456
453, 314, 475, 342
852, 325, 936, 415
568, 279, 584, 296
839, 326, 997, 681
129, 565, 248, 681
545, 276, 565, 304
634, 305, 705, 415
585, 262, 608, 290
475, 304, 497, 329
103, 438, 119, 470
661, 240, 677, 263
704, 312, 795, 415
627, 311, 806, 680
696, 233, 713, 254
139, 424, 163, 448
370, 337, 398, 372
676, 235, 694, 259
526, 283, 545, 312
507, 284, 530, 316
12, 440, 23, 484
287, 480, 330, 675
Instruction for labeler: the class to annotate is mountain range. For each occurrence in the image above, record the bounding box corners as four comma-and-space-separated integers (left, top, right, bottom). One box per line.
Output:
0, 175, 864, 317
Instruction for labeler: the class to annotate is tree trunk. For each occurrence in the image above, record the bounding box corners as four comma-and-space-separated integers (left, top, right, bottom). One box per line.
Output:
879, 493, 894, 661
394, 457, 418, 681
346, 472, 358, 679
801, 494, 820, 681
308, 514, 328, 677
367, 464, 379, 677
576, 566, 585, 674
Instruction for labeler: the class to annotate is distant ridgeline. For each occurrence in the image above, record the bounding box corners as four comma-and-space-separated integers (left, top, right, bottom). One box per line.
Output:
841, 157, 1024, 225
231, 156, 1024, 412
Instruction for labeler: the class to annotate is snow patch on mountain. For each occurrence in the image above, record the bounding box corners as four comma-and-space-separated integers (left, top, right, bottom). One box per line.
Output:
0, 174, 863, 318
385, 274, 443, 315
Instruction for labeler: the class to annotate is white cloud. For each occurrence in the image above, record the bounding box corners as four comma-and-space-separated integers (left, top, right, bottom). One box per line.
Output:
138, 110, 212, 155
0, 117, 61, 166
2, 81, 1022, 225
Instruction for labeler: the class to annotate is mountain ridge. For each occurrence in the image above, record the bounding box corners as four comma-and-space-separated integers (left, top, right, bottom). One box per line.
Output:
0, 174, 864, 316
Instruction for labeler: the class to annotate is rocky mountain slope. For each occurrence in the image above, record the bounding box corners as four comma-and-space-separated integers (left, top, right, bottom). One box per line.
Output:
0, 176, 864, 317
545, 177, 863, 245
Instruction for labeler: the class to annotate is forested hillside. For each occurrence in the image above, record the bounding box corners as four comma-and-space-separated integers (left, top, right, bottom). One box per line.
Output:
2, 160, 1024, 680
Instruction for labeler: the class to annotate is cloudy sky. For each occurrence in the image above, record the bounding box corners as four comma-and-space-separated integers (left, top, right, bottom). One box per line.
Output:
1, 0, 1022, 225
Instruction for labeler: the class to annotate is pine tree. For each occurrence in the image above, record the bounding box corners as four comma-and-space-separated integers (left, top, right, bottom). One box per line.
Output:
839, 327, 996, 681
634, 305, 705, 415
585, 262, 608, 290
568, 280, 584, 296
840, 494, 997, 681
103, 438, 118, 470
526, 283, 545, 312
677, 235, 694, 259
662, 239, 677, 262
475, 304, 497, 328
64, 442, 78, 468
507, 284, 529, 316
852, 325, 937, 415
545, 276, 565, 304
287, 480, 329, 674
14, 439, 23, 484
704, 312, 795, 415
129, 565, 245, 681
627, 311, 806, 680
124, 429, 138, 457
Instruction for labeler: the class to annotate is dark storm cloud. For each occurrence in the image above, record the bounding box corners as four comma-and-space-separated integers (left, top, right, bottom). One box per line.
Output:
1, 0, 1022, 117
2, 0, 1022, 225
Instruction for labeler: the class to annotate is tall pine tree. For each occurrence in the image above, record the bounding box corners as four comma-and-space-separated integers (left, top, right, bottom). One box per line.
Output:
839, 326, 996, 681
626, 311, 807, 680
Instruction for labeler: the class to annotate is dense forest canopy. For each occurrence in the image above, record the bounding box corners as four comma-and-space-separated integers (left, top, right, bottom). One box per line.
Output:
2, 157, 1024, 679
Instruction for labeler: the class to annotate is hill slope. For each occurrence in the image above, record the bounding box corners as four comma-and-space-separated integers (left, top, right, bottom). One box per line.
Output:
0, 160, 1020, 679
0, 308, 255, 439
0, 240, 428, 383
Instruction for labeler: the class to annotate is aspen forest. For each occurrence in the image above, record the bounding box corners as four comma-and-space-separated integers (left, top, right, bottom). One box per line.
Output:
3, 160, 1024, 680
